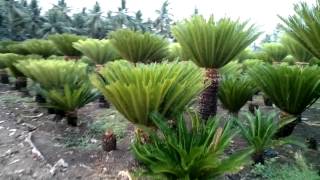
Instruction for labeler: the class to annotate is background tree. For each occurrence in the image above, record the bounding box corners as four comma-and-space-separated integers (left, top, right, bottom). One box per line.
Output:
154, 0, 172, 38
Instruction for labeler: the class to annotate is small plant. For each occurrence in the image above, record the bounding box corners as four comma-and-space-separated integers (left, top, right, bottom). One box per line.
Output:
281, 35, 313, 62
248, 64, 320, 137
219, 61, 243, 76
23, 39, 59, 58
236, 110, 296, 164
261, 43, 288, 62
48, 33, 86, 58
7, 43, 30, 55
218, 75, 255, 116
132, 112, 253, 179
91, 60, 205, 127
73, 39, 120, 65
109, 29, 169, 63
238, 48, 256, 62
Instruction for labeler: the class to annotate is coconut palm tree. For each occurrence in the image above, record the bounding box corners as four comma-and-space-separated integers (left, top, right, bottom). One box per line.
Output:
172, 16, 261, 120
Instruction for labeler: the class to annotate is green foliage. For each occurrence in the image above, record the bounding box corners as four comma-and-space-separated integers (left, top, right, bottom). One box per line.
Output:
0, 40, 18, 53
282, 55, 296, 65
237, 48, 256, 62
7, 43, 29, 55
132, 112, 253, 179
242, 59, 264, 72
219, 61, 242, 76
261, 43, 288, 62
281, 35, 313, 62
218, 75, 255, 113
73, 39, 120, 65
172, 15, 261, 68
251, 154, 320, 180
279, 0, 320, 59
248, 64, 320, 115
22, 39, 59, 58
43, 84, 98, 112
91, 60, 205, 126
0, 53, 27, 77
310, 57, 320, 66
109, 29, 169, 63
48, 33, 86, 56
167, 43, 189, 61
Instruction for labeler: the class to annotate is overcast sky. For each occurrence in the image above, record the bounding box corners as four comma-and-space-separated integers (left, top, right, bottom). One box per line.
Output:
37, 0, 315, 34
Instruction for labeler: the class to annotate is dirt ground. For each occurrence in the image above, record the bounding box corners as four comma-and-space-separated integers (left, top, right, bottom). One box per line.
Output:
0, 83, 319, 180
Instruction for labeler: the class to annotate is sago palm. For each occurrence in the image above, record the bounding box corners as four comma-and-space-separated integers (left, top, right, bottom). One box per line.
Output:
281, 35, 313, 63
48, 33, 86, 59
261, 43, 288, 62
172, 15, 261, 120
279, 0, 320, 59
109, 29, 169, 63
218, 75, 256, 116
248, 64, 320, 137
73, 39, 120, 65
23, 39, 59, 58
132, 112, 253, 179
91, 60, 205, 127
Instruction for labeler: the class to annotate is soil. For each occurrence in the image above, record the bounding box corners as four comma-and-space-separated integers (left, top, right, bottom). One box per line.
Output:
0, 83, 319, 180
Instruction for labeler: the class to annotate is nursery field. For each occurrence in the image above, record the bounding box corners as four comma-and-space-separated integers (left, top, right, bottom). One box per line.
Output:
0, 82, 319, 180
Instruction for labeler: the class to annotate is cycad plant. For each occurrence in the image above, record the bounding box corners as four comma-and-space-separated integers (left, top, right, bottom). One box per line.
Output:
16, 60, 97, 126
132, 112, 253, 179
261, 43, 288, 62
248, 64, 320, 137
279, 0, 320, 59
0, 53, 28, 89
73, 39, 120, 65
0, 54, 9, 84
109, 29, 169, 63
48, 33, 86, 59
73, 39, 121, 108
236, 110, 296, 164
23, 39, 59, 58
91, 60, 205, 127
237, 48, 256, 62
281, 35, 314, 63
172, 15, 260, 120
218, 75, 256, 116
7, 43, 29, 55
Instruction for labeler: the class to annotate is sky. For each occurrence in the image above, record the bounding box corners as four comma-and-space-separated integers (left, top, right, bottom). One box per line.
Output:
37, 0, 316, 34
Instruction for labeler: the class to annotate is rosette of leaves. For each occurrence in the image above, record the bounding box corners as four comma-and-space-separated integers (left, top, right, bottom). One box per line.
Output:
261, 43, 288, 62
109, 29, 169, 63
23, 39, 59, 58
91, 60, 205, 127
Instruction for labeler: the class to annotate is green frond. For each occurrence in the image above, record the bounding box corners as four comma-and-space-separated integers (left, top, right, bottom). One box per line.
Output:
261, 43, 288, 62
7, 43, 29, 55
248, 64, 320, 115
91, 60, 205, 126
73, 39, 120, 65
218, 61, 242, 76
172, 15, 261, 68
109, 29, 169, 63
0, 53, 28, 77
22, 39, 59, 58
281, 35, 313, 62
48, 33, 87, 56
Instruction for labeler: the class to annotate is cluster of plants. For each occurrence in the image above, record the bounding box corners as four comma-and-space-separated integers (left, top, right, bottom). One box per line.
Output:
0, 0, 319, 179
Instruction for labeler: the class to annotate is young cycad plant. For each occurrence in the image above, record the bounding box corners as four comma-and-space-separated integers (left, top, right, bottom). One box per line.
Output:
248, 64, 320, 137
23, 39, 59, 58
172, 15, 261, 120
7, 43, 30, 55
48, 33, 86, 59
16, 60, 97, 126
237, 48, 256, 62
261, 43, 288, 62
236, 110, 296, 164
91, 60, 205, 127
218, 61, 243, 76
281, 35, 313, 63
73, 39, 120, 65
132, 112, 253, 179
218, 75, 256, 116
109, 29, 169, 63
279, 0, 320, 59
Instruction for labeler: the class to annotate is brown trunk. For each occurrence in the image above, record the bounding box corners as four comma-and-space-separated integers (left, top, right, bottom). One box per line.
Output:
64, 56, 80, 61
274, 113, 300, 138
248, 103, 259, 114
252, 152, 265, 164
199, 68, 219, 120
0, 69, 9, 84
15, 76, 27, 90
66, 110, 78, 126
98, 95, 110, 108
102, 131, 117, 152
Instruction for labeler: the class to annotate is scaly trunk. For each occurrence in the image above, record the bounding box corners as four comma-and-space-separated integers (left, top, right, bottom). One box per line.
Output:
66, 110, 78, 126
252, 151, 265, 164
35, 93, 46, 103
102, 131, 117, 152
199, 68, 219, 120
15, 76, 27, 90
0, 69, 9, 84
98, 95, 110, 108
274, 112, 300, 138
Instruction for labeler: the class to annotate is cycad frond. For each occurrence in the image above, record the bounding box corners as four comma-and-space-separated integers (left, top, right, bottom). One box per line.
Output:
48, 33, 86, 56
